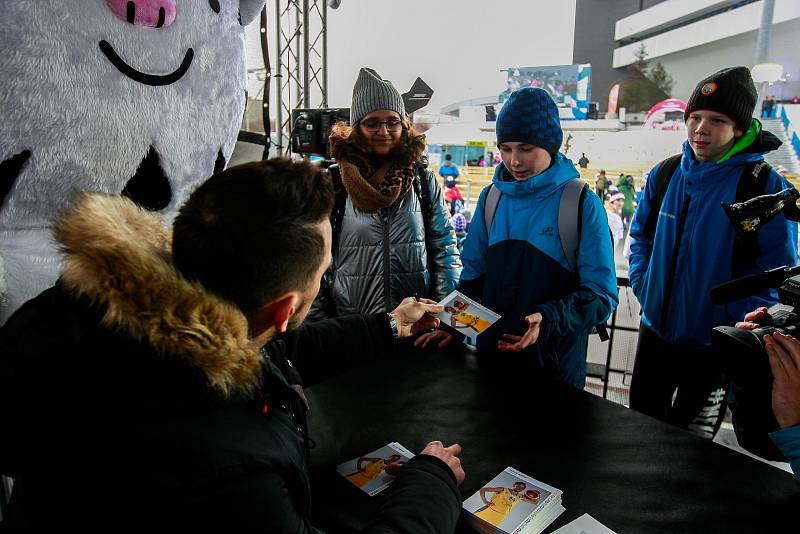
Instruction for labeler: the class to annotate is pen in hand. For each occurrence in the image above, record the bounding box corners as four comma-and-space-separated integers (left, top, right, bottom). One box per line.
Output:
413, 292, 438, 332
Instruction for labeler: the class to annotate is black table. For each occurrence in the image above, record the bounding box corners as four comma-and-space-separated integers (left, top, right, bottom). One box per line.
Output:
306, 346, 799, 533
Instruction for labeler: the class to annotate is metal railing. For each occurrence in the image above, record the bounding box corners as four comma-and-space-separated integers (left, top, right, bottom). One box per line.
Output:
432, 164, 800, 206
431, 165, 649, 210
431, 166, 493, 211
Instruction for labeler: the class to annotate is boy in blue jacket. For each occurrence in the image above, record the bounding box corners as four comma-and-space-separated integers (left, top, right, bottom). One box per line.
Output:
628, 66, 799, 439
417, 88, 618, 389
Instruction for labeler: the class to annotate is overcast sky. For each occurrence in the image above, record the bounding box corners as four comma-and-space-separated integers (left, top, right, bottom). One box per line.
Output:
324, 0, 577, 112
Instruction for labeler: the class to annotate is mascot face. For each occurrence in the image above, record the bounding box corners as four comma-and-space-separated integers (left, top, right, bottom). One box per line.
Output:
0, 0, 265, 323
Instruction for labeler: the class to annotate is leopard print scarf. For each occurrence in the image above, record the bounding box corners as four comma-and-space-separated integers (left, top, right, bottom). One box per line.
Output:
337, 156, 415, 213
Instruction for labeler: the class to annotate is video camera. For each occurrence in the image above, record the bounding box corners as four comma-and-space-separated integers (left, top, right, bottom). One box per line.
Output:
710, 265, 800, 353
709, 265, 800, 460
710, 187, 800, 351
290, 108, 350, 159
711, 186, 800, 352
708, 187, 800, 460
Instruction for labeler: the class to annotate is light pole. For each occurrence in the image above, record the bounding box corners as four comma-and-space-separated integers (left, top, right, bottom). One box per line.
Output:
753, 0, 776, 112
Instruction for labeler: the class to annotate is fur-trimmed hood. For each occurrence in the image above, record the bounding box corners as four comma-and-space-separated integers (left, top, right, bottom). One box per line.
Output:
53, 194, 263, 397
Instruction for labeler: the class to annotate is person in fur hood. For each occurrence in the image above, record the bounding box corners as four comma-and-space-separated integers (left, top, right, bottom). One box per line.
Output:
309, 67, 461, 320
0, 158, 464, 531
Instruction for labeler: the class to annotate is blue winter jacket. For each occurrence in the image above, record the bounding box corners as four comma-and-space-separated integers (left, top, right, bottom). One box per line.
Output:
628, 134, 799, 348
438, 162, 460, 178
460, 153, 618, 389
770, 425, 800, 479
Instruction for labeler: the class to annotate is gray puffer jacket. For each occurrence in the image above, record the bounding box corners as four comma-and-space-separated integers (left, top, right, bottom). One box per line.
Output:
310, 163, 461, 319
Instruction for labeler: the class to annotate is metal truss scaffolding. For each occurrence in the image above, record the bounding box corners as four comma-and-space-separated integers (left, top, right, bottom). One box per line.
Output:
273, 0, 329, 155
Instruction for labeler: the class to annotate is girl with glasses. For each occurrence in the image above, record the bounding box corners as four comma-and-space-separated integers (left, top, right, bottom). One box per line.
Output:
308, 68, 461, 320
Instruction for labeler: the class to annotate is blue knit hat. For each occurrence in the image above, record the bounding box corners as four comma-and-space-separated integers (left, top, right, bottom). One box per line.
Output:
452, 212, 467, 232
496, 87, 563, 155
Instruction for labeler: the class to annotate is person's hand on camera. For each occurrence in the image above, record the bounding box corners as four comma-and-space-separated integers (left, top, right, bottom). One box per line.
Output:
764, 332, 800, 429
420, 440, 465, 485
735, 307, 770, 330
414, 329, 458, 349
389, 297, 442, 338
497, 312, 543, 352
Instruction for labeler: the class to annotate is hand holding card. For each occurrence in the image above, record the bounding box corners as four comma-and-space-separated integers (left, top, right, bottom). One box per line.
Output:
432, 291, 501, 338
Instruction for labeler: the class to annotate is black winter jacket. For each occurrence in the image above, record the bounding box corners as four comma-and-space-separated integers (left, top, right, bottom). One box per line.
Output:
0, 195, 461, 532
310, 164, 461, 319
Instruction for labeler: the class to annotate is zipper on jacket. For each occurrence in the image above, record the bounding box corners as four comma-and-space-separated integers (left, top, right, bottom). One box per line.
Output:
659, 193, 691, 332
381, 207, 391, 312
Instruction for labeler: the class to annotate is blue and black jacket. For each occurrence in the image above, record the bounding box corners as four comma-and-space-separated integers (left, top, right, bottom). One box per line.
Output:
770, 425, 800, 479
628, 127, 799, 348
460, 153, 618, 389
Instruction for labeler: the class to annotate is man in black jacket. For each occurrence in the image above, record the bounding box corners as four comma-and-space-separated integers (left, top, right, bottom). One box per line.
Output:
0, 158, 464, 531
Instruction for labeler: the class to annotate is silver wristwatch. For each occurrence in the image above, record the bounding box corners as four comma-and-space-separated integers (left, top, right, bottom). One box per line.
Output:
387, 313, 400, 339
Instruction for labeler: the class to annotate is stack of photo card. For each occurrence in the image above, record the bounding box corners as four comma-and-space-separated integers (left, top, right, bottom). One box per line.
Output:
335, 442, 414, 496
462, 467, 564, 534
434, 290, 501, 339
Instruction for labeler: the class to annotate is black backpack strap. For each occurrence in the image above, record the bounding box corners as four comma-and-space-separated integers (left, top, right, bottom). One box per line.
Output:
731, 161, 772, 277
735, 160, 772, 203
644, 154, 682, 241
328, 165, 348, 263
413, 165, 436, 288
311, 165, 347, 319
413, 165, 434, 220
412, 166, 434, 249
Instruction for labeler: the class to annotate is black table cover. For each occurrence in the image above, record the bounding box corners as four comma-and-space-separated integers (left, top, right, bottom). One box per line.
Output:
306, 345, 800, 533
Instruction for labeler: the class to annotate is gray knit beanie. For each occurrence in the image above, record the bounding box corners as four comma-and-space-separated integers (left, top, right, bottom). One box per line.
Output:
350, 68, 406, 124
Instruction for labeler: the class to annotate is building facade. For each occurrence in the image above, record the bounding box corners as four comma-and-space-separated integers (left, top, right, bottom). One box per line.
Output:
575, 0, 800, 112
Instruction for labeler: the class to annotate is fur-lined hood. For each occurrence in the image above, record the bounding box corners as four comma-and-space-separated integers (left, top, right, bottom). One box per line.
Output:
53, 194, 263, 398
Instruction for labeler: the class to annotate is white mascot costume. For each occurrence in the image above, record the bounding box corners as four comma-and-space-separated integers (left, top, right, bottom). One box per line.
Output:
0, 0, 266, 325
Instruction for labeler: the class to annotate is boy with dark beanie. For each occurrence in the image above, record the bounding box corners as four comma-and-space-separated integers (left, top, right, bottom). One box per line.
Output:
628, 66, 798, 444
416, 87, 618, 389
